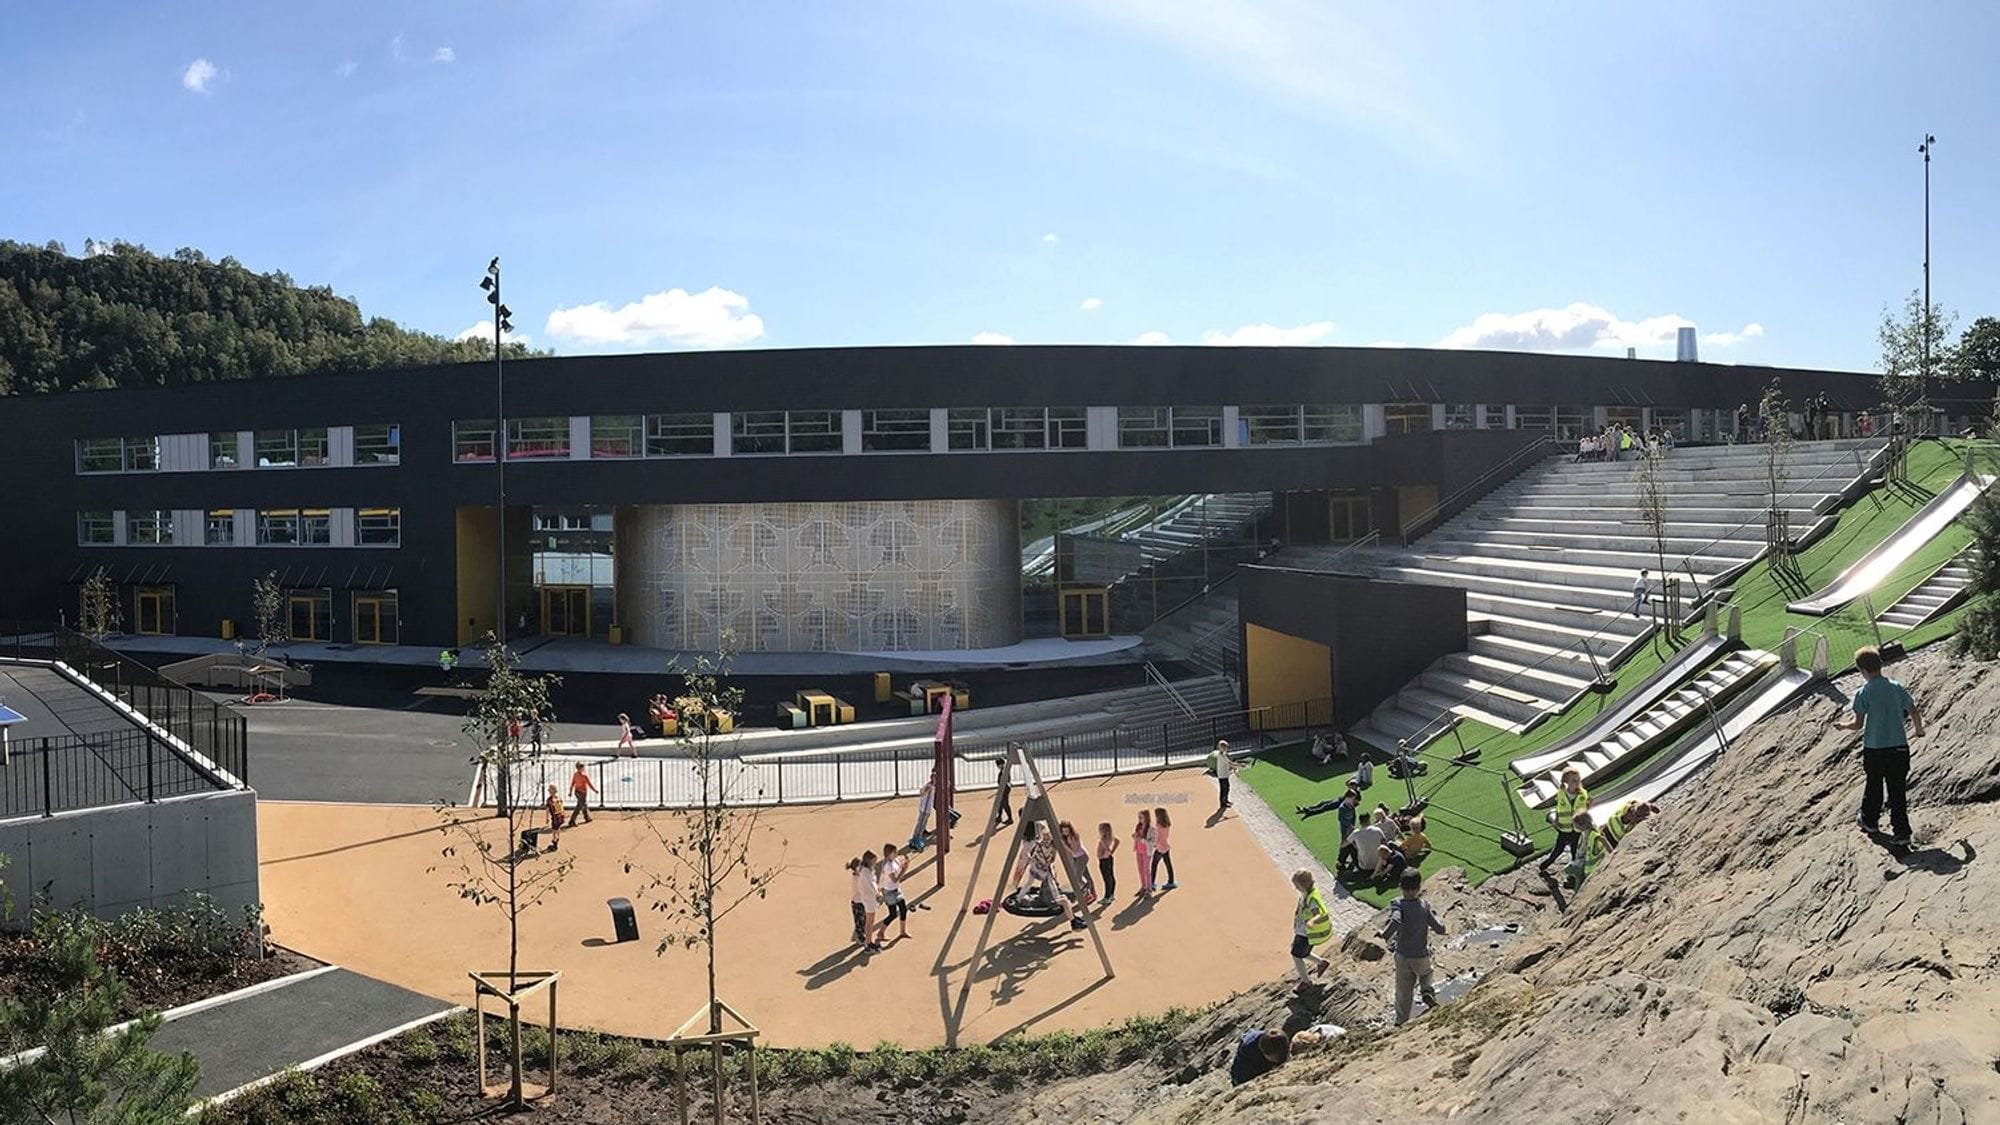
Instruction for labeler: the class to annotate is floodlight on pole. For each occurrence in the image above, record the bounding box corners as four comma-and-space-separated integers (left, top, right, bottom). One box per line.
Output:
480, 257, 508, 647
1918, 134, 1936, 383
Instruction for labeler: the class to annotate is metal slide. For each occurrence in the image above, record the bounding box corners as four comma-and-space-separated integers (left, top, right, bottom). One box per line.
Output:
1590, 630, 1830, 824
1507, 603, 1737, 780
1786, 467, 1996, 616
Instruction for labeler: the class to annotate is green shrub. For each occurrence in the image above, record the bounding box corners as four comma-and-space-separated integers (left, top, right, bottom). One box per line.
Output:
398, 1028, 438, 1067
404, 1088, 446, 1118
820, 1041, 856, 1078
776, 1048, 828, 1084
332, 1070, 385, 1119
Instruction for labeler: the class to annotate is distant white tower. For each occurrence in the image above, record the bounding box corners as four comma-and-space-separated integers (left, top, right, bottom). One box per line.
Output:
1675, 327, 1699, 363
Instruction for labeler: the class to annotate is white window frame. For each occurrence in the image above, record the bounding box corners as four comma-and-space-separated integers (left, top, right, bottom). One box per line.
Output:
354, 423, 401, 466
454, 420, 499, 462
645, 413, 715, 457
860, 409, 932, 453
356, 507, 401, 547
78, 511, 116, 544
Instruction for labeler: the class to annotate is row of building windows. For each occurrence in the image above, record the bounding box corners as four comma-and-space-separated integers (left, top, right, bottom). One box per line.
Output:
106, 585, 402, 644
79, 425, 401, 474
78, 508, 401, 547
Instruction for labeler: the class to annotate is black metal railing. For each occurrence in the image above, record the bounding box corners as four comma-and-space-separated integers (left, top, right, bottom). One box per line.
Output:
1, 622, 248, 788
2, 728, 232, 819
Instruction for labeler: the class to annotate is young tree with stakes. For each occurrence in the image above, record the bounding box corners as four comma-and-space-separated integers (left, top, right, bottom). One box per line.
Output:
430, 635, 566, 1107
1635, 435, 1679, 641
1878, 290, 1959, 430
1761, 380, 1798, 576
78, 565, 119, 640
0, 861, 201, 1123
628, 646, 789, 1039
250, 570, 284, 656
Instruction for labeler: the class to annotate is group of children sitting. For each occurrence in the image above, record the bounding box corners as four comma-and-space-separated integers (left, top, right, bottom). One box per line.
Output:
1574, 423, 1675, 463
1294, 734, 1434, 888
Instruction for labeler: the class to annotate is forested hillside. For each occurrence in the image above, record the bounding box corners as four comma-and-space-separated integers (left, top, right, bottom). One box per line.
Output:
0, 239, 541, 395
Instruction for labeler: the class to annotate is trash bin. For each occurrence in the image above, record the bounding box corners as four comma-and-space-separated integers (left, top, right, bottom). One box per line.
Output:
608, 897, 639, 944
873, 671, 892, 703
221, 619, 236, 640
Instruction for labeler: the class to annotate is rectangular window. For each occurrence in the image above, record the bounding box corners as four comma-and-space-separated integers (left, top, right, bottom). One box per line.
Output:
785, 410, 842, 454
356, 507, 401, 547
861, 409, 931, 452
590, 415, 643, 459
210, 432, 239, 469
1482, 405, 1507, 429
1514, 405, 1554, 431
1384, 403, 1434, 436
126, 436, 158, 471
1048, 407, 1088, 449
1242, 405, 1303, 445
126, 509, 173, 545
1303, 404, 1364, 444
644, 413, 714, 457
1652, 408, 1687, 438
947, 408, 990, 451
78, 511, 115, 545
1444, 404, 1475, 430
1556, 406, 1594, 440
301, 509, 333, 545
1170, 406, 1223, 448
78, 438, 124, 473
256, 429, 299, 467
454, 420, 498, 462
205, 509, 235, 545
354, 423, 401, 465
257, 509, 301, 545
1117, 407, 1171, 449
298, 427, 330, 467
992, 407, 1050, 450
731, 411, 787, 455
506, 417, 570, 459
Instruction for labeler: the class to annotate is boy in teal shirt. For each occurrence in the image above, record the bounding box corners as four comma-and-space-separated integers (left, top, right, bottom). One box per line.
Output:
1832, 646, 1924, 846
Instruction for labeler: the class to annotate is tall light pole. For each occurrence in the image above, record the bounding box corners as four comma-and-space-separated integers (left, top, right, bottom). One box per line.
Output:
480, 258, 513, 646
1919, 134, 1936, 381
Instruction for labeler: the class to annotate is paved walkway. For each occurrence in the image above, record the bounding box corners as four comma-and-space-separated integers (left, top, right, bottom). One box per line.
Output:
1226, 771, 1379, 937
151, 966, 454, 1099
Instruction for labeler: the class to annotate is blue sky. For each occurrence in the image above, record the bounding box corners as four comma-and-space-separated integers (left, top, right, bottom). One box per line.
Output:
2, 1, 1994, 370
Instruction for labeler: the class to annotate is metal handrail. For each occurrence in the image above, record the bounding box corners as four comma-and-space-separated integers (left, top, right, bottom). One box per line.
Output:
1144, 661, 1199, 722
1399, 434, 1557, 545
1663, 439, 1888, 597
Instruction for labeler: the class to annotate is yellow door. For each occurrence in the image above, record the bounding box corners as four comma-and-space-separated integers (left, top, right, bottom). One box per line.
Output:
354, 596, 393, 644
287, 595, 328, 641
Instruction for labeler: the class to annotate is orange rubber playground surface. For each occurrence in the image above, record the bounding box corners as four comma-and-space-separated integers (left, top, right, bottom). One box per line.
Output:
258, 770, 1300, 1048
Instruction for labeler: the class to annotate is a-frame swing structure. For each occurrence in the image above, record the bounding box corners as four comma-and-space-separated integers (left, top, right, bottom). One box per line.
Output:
948, 742, 1114, 1018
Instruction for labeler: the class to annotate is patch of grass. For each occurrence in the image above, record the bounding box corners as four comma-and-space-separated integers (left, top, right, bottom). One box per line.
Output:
1245, 439, 1987, 904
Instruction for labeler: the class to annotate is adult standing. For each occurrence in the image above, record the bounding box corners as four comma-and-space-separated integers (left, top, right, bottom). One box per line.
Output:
1209, 739, 1239, 813
1833, 645, 1925, 846
1539, 768, 1590, 875
1380, 870, 1447, 1025
1631, 571, 1650, 619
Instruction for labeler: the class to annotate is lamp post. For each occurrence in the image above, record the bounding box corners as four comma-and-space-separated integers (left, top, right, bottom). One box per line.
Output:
480, 258, 514, 646
1919, 134, 1935, 382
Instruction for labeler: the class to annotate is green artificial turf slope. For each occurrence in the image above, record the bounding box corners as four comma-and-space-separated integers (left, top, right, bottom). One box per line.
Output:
1243, 438, 1991, 906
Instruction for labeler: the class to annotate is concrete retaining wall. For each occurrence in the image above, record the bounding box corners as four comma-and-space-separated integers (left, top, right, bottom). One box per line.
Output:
0, 789, 259, 928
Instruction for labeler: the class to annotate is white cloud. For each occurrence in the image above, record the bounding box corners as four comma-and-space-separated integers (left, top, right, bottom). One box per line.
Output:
971, 331, 1017, 346
1366, 340, 1409, 348
181, 58, 219, 93
432, 46, 456, 63
1041, 232, 1059, 244
1701, 322, 1766, 348
82, 239, 116, 258
455, 321, 531, 347
544, 286, 766, 348
1435, 303, 1765, 354
1079, 297, 1103, 312
1130, 330, 1173, 345
1200, 321, 1337, 347
335, 60, 359, 79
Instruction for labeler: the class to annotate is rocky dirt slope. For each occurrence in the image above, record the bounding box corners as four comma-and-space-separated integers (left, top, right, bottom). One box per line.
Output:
1022, 645, 2000, 1124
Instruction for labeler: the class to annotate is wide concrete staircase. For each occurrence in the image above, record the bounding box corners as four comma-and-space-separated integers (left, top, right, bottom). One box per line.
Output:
1282, 438, 1885, 748
1105, 672, 1240, 732
1877, 554, 1974, 630
1141, 586, 1241, 676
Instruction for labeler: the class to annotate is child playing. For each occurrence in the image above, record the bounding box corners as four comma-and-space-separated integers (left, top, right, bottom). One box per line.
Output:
1289, 869, 1333, 992
1095, 821, 1119, 905
875, 843, 910, 944
617, 712, 635, 756
1149, 807, 1177, 890
852, 849, 882, 952
1132, 810, 1155, 895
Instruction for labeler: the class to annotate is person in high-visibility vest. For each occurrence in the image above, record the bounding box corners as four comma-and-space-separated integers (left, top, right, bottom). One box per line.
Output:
1289, 869, 1334, 992
1538, 767, 1590, 875
1598, 800, 1660, 852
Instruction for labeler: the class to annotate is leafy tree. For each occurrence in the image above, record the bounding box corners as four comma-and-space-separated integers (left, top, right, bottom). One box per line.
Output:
78, 566, 118, 640
0, 907, 200, 1123
1956, 488, 2000, 661
1761, 380, 1797, 573
250, 571, 283, 655
1955, 316, 2000, 383
429, 635, 565, 1107
1878, 290, 1960, 421
628, 646, 789, 1036
0, 240, 544, 396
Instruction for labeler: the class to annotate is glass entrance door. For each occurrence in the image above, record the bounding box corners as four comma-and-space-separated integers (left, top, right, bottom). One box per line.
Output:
135, 587, 174, 635
541, 585, 591, 636
287, 592, 330, 641
353, 592, 398, 645
1058, 587, 1109, 638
